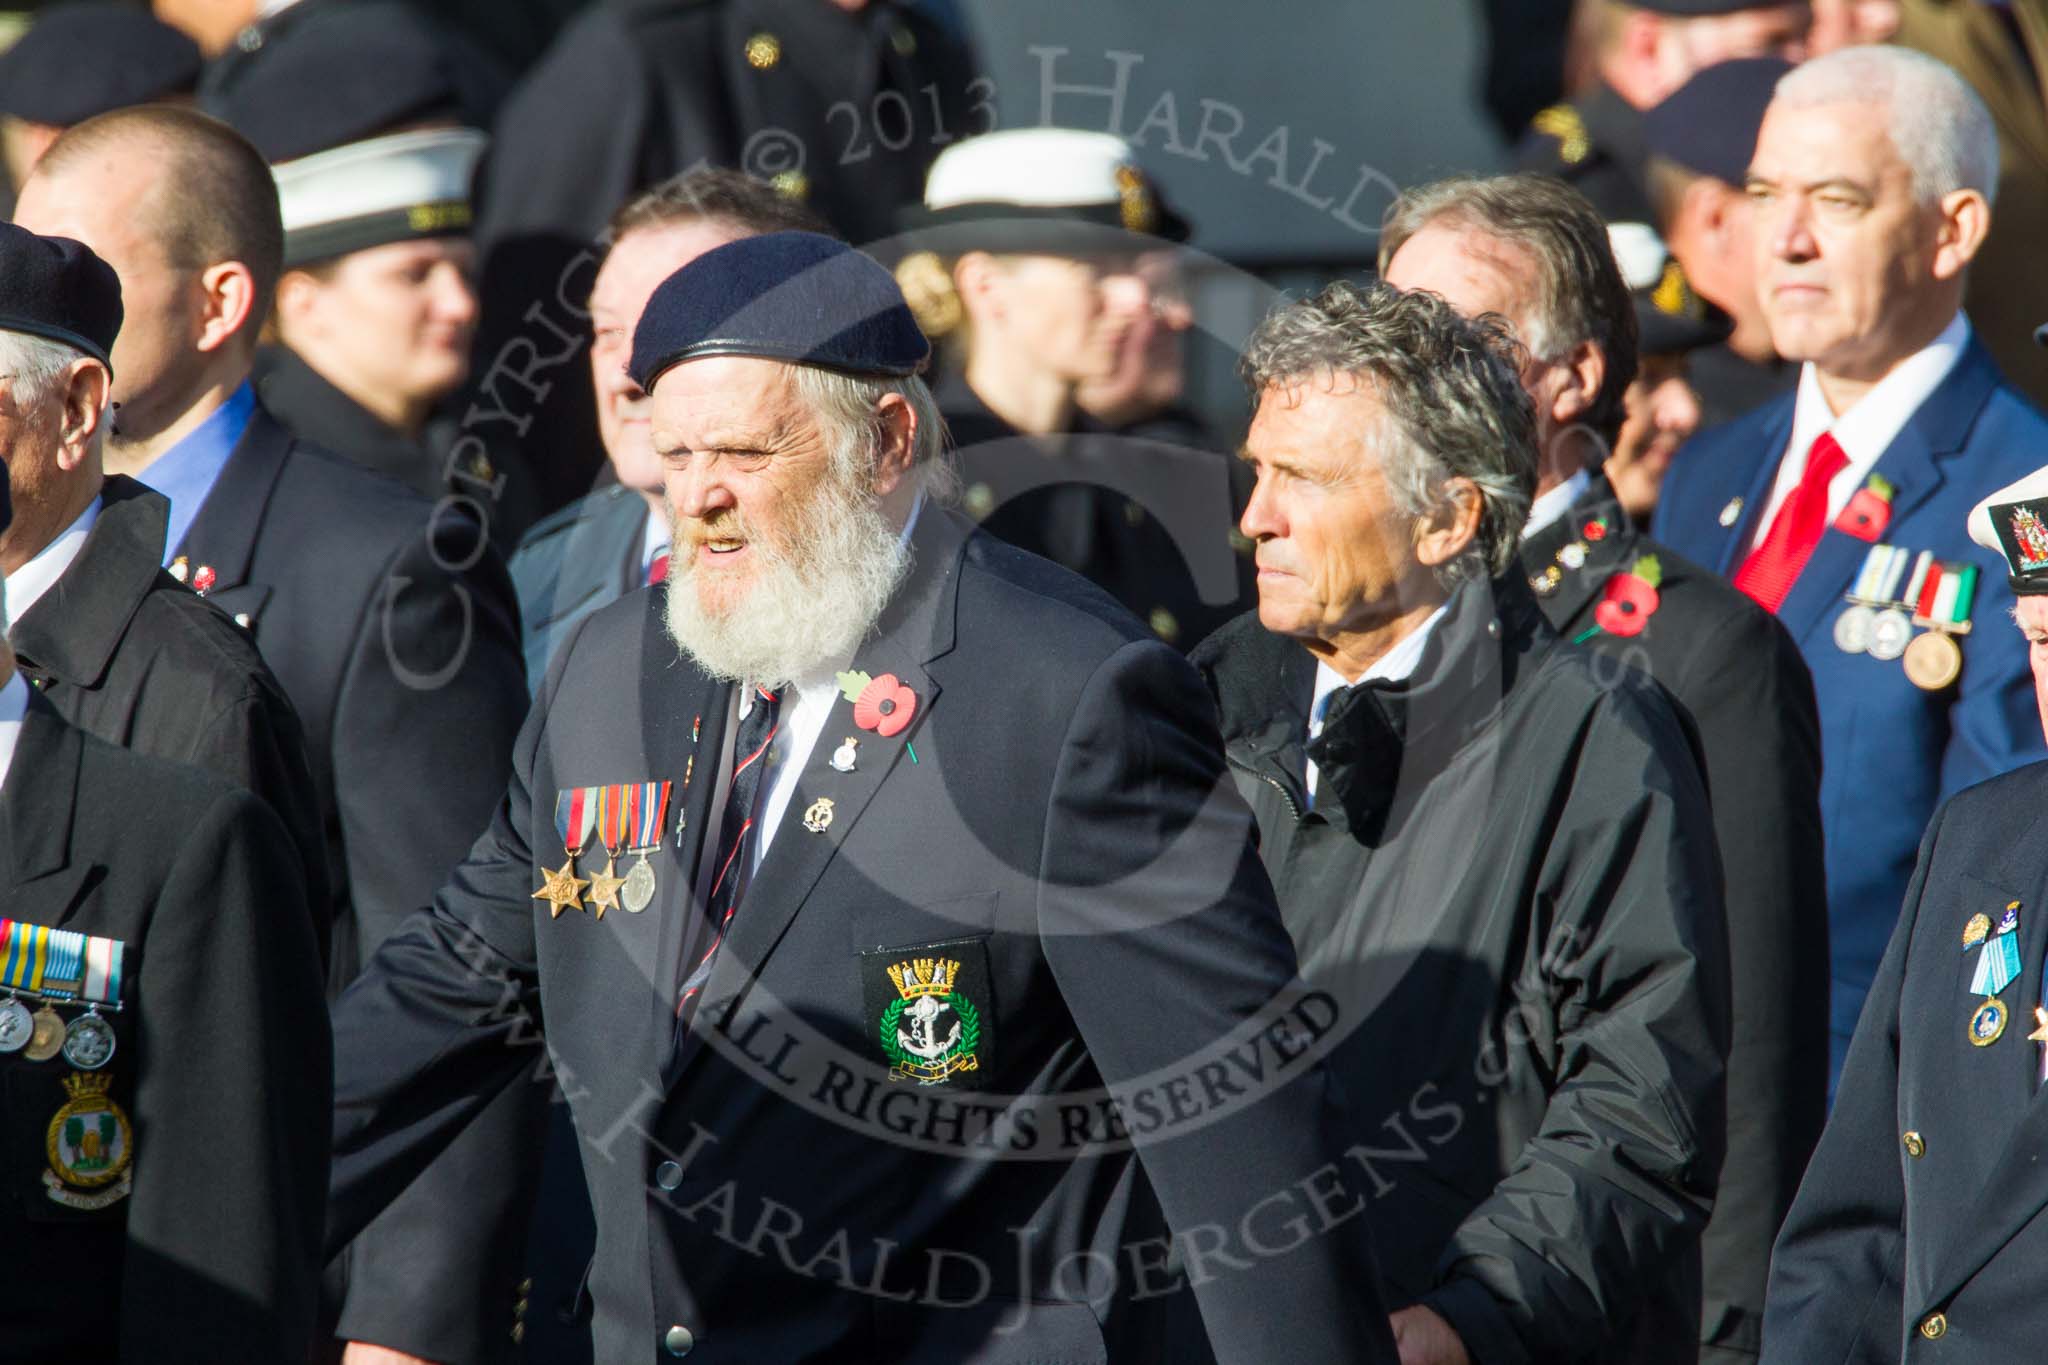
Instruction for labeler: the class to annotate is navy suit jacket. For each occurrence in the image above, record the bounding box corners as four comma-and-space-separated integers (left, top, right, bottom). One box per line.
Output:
1763, 763, 2048, 1361
509, 483, 652, 694
1652, 337, 2048, 1078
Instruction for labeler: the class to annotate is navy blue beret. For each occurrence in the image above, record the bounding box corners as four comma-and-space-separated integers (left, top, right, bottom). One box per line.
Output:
1645, 57, 1794, 187
0, 2, 200, 126
1632, 0, 1791, 12
630, 232, 930, 391
0, 222, 122, 376
202, 0, 465, 163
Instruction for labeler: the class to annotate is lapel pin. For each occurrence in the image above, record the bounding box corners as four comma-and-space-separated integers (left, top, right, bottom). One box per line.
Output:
1833, 473, 1895, 542
1718, 497, 1743, 528
191, 565, 217, 595
691, 714, 701, 744
830, 737, 859, 773
168, 555, 189, 582
802, 797, 835, 833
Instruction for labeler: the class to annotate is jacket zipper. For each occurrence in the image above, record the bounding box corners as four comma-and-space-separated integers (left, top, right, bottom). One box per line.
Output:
1227, 752, 1302, 823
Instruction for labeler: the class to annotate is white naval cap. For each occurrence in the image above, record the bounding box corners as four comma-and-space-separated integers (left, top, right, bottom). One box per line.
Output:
898, 127, 1188, 248
273, 126, 486, 268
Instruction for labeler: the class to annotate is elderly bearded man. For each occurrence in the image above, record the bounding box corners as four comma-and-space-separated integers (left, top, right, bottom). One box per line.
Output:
1191, 283, 1728, 1365
327, 232, 1399, 1364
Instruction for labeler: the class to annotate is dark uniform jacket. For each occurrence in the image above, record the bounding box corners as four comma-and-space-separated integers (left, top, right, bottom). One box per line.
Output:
1192, 576, 1731, 1365
938, 370, 1252, 651
1518, 474, 1828, 1363
469, 0, 979, 514
176, 402, 541, 1362
252, 344, 534, 550
0, 693, 329, 1364
509, 481, 653, 692
9, 475, 328, 953
1764, 761, 2048, 1361
1514, 78, 1656, 223
329, 508, 1400, 1364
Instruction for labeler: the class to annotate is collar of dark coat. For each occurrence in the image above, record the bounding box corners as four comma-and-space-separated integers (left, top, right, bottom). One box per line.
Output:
252, 344, 438, 496
0, 690, 83, 890
1196, 574, 1552, 832
1516, 470, 1638, 633
11, 475, 171, 688
174, 399, 295, 592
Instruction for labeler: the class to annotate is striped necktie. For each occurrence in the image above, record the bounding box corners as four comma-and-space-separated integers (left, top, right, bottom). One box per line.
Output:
677, 685, 781, 1019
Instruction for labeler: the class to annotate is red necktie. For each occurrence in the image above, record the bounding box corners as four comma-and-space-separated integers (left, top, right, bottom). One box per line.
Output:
1734, 432, 1850, 613
646, 550, 670, 586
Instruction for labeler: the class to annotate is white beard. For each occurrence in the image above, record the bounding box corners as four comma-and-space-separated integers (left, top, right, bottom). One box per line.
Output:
663, 468, 910, 690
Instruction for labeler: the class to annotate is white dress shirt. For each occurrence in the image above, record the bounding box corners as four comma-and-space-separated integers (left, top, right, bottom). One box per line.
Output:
0, 671, 31, 795
1521, 467, 1592, 542
1749, 313, 1971, 554
4, 496, 100, 624
639, 505, 672, 582
1305, 601, 1450, 804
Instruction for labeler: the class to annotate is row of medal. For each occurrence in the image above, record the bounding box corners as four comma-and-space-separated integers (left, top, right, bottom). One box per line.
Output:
535, 780, 675, 918
1833, 544, 1976, 692
0, 918, 123, 1070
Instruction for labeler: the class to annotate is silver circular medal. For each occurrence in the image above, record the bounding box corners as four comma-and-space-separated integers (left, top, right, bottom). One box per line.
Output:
0, 996, 31, 1053
1558, 542, 1588, 570
1869, 608, 1913, 661
621, 856, 657, 914
1833, 604, 1875, 655
61, 1010, 115, 1070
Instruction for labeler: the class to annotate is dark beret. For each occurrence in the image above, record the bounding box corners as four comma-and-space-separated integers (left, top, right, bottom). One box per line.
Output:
1645, 56, 1794, 187
630, 232, 930, 392
0, 221, 122, 375
0, 2, 200, 126
201, 0, 463, 163
1629, 0, 1794, 13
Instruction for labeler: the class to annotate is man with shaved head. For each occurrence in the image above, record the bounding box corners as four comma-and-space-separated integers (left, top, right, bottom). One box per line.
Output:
15, 105, 536, 1363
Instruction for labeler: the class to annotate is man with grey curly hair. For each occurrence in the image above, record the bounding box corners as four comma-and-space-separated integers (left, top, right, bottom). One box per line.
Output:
1191, 280, 1730, 1365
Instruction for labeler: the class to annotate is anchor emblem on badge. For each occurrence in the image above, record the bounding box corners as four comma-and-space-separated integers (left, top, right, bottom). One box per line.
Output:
802, 797, 835, 833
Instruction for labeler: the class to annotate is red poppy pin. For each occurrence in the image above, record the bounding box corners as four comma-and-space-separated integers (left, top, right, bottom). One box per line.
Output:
1834, 473, 1894, 542
1581, 516, 1610, 543
1589, 555, 1663, 639
837, 669, 918, 737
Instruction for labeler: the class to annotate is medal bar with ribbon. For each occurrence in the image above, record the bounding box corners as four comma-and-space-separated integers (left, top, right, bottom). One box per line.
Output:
1836, 544, 1925, 660
534, 788, 599, 918
0, 919, 126, 1068
584, 786, 636, 919
623, 780, 671, 914
1902, 559, 1976, 692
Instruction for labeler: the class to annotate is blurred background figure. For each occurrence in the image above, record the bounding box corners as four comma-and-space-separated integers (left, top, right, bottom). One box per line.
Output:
896, 127, 1250, 648
265, 130, 485, 501
205, 2, 534, 543
1519, 0, 1812, 224
1889, 0, 2048, 410
1806, 0, 1901, 50
1643, 56, 1797, 424
1073, 245, 1214, 448
0, 0, 198, 206
1606, 221, 1726, 518
467, 0, 979, 520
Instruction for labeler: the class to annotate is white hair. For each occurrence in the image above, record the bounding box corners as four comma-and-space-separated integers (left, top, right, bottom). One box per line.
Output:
0, 330, 86, 423
1772, 46, 2000, 207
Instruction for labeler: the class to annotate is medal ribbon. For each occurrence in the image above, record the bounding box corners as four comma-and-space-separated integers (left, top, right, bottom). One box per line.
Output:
1972, 928, 2023, 996
595, 785, 633, 856
554, 787, 596, 857
633, 780, 671, 851
0, 919, 124, 1004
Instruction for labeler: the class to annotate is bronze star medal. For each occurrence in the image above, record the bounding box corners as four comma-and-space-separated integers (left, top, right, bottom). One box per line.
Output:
532, 859, 588, 918
584, 858, 627, 920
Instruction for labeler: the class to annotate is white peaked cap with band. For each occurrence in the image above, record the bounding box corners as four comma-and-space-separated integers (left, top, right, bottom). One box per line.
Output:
272, 126, 486, 268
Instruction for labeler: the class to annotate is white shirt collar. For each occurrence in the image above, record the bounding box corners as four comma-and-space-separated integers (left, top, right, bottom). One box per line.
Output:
1754, 313, 1971, 551
640, 501, 671, 573
1522, 467, 1592, 541
1304, 600, 1451, 803
5, 496, 101, 625
0, 671, 31, 798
